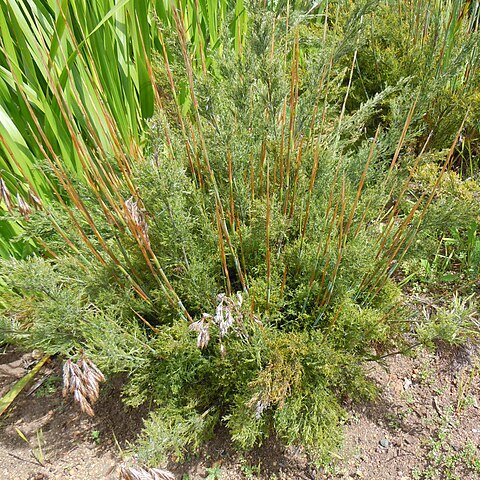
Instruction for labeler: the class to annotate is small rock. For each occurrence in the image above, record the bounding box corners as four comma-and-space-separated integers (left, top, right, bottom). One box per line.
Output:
379, 438, 390, 448
29, 474, 49, 480
306, 467, 317, 480
403, 378, 412, 390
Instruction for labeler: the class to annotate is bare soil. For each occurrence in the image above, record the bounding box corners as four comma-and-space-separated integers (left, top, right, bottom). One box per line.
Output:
1, 344, 479, 480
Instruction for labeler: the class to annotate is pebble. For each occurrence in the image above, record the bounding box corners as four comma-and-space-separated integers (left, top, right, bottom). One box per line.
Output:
403, 378, 412, 390
379, 438, 390, 448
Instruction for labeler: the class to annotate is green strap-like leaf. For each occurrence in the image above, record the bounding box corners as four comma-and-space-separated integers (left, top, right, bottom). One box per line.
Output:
0, 355, 51, 417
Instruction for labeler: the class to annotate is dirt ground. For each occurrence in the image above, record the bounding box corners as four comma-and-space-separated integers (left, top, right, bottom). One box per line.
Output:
1, 344, 479, 480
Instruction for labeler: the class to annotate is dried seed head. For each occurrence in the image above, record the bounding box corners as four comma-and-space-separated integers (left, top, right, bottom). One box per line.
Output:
74, 389, 95, 417
120, 465, 151, 480
196, 292, 249, 351
16, 193, 32, 219
62, 359, 72, 396
214, 293, 241, 338
119, 464, 175, 480
62, 355, 105, 417
84, 357, 106, 383
255, 399, 269, 419
214, 300, 224, 325
149, 468, 176, 480
236, 292, 243, 307
124, 197, 140, 222
28, 190, 42, 209
82, 370, 100, 403
125, 197, 150, 247
219, 309, 234, 338
0, 178, 13, 212
189, 319, 210, 349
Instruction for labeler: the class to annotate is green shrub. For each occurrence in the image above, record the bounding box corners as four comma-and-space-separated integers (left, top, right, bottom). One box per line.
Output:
1, 2, 476, 468
417, 294, 479, 347
341, 0, 480, 153
401, 158, 480, 285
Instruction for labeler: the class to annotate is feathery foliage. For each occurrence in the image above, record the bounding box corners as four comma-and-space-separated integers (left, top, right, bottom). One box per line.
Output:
1, 0, 479, 468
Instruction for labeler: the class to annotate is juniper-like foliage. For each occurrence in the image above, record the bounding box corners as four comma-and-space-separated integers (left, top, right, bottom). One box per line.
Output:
1, 1, 479, 467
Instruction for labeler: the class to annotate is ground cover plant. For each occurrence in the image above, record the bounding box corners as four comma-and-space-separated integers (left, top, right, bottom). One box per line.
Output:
0, 0, 479, 473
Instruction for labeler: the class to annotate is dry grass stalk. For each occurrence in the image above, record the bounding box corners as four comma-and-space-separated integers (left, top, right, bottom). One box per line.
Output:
62, 356, 105, 417
119, 464, 175, 480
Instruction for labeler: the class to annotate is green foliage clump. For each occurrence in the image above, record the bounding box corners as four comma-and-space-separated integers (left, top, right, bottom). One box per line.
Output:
1, 1, 479, 469
401, 157, 480, 285
417, 294, 479, 347
342, 0, 480, 153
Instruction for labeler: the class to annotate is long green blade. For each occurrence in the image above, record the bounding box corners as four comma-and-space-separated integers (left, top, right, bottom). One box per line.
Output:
0, 355, 50, 417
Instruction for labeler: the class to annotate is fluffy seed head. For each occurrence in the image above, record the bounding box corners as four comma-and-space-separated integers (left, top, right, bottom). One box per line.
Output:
125, 196, 150, 247
28, 190, 42, 209
16, 193, 32, 219
189, 319, 210, 349
119, 464, 175, 480
0, 178, 13, 212
62, 355, 105, 417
